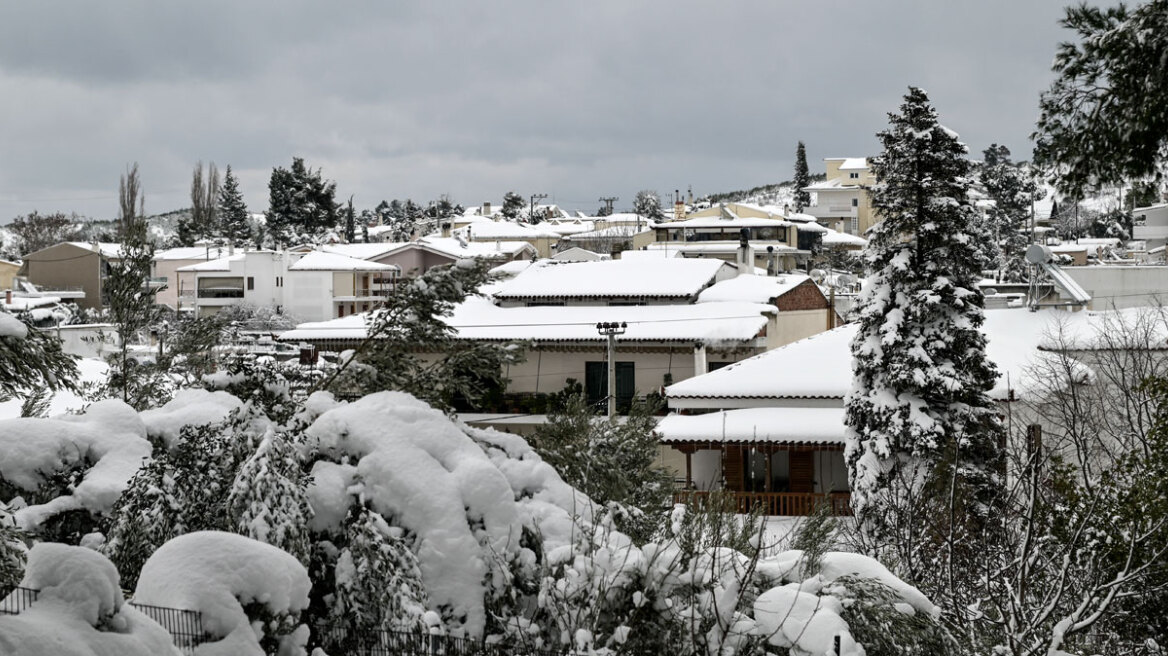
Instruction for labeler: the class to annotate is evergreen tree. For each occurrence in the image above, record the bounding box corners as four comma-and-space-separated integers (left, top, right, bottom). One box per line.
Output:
501, 191, 524, 220
1034, 0, 1168, 197
843, 88, 1003, 576
980, 145, 1039, 282
633, 190, 666, 222
530, 394, 672, 543
324, 504, 429, 650
0, 312, 79, 404
226, 430, 313, 565
8, 211, 82, 257
105, 163, 163, 409
793, 141, 812, 212
218, 165, 251, 247
344, 196, 356, 244
265, 157, 338, 247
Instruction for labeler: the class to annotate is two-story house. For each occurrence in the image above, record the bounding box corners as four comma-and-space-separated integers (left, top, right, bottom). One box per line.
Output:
802, 157, 876, 236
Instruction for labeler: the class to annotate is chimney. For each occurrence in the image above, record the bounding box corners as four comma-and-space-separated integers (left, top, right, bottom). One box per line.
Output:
482, 202, 492, 216
5, 290, 11, 305
441, 222, 452, 238
736, 228, 755, 276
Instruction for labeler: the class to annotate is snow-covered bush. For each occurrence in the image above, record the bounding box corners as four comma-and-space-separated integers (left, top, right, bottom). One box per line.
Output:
0, 542, 180, 656
227, 429, 314, 566
104, 410, 261, 588
134, 531, 311, 656
0, 501, 26, 586
0, 400, 150, 543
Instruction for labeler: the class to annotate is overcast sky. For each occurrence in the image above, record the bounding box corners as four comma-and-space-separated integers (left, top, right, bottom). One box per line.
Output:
0, 1, 1077, 221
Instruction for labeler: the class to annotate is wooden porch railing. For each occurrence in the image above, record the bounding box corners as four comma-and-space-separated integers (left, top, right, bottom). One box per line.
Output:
673, 490, 852, 517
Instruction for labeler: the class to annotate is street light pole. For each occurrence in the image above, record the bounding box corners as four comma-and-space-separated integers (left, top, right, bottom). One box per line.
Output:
596, 321, 627, 417
530, 193, 548, 223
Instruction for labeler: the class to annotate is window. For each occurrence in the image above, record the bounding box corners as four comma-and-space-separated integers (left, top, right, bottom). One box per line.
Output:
275, 276, 283, 288
849, 172, 860, 179
247, 277, 255, 291
850, 217, 859, 234
851, 198, 859, 207
584, 361, 635, 410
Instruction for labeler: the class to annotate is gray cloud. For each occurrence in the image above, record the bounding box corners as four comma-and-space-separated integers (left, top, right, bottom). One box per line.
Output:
0, 0, 1071, 221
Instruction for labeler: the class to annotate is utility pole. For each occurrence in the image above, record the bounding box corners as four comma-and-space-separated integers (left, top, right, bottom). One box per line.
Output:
596, 321, 627, 417
598, 196, 618, 216
529, 193, 548, 223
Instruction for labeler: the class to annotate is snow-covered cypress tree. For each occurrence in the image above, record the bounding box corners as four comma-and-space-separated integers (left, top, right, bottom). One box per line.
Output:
218, 165, 250, 248
226, 430, 313, 565
793, 141, 811, 212
844, 87, 1003, 564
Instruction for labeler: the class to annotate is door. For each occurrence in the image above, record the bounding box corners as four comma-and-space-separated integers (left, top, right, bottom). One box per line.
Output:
789, 451, 814, 494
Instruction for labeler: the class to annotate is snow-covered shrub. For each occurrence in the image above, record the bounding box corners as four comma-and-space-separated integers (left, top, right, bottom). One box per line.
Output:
0, 400, 151, 542
0, 501, 27, 587
317, 505, 430, 653
104, 411, 259, 588
203, 354, 323, 424
134, 531, 311, 656
530, 394, 672, 543
226, 429, 314, 566
298, 390, 594, 639
0, 542, 180, 656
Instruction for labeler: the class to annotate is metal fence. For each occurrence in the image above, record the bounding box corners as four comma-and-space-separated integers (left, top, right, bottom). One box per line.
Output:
1, 585, 208, 656
128, 601, 206, 656
314, 627, 566, 656
0, 585, 39, 615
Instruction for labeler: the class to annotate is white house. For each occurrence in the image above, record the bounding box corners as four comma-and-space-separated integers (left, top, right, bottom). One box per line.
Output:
1133, 202, 1168, 250
177, 250, 400, 322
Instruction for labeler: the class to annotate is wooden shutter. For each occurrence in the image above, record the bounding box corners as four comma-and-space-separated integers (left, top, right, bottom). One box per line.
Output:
789, 451, 814, 493
722, 446, 745, 491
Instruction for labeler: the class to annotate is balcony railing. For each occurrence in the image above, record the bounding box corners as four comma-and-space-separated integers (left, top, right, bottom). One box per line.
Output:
197, 288, 244, 299
674, 490, 852, 517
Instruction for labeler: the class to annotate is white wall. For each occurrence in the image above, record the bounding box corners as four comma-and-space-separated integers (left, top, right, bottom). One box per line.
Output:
1063, 266, 1168, 310
55, 323, 119, 358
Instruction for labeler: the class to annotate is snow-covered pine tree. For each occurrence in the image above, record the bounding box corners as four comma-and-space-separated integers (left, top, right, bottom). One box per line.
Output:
501, 192, 524, 220
266, 157, 338, 247
793, 141, 811, 212
226, 430, 313, 565
218, 165, 250, 247
980, 144, 1039, 282
844, 87, 1003, 570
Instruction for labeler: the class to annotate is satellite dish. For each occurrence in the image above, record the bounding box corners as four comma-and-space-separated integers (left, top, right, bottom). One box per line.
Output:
983, 287, 999, 297
1026, 244, 1052, 265
809, 268, 826, 283
838, 274, 857, 287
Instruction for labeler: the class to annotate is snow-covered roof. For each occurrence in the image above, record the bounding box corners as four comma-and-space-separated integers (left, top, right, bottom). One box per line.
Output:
414, 237, 536, 259
837, 158, 868, 170
288, 251, 399, 272
696, 274, 813, 304
63, 242, 123, 258
666, 308, 1109, 405
566, 226, 650, 240
320, 243, 400, 260
550, 247, 609, 262
803, 178, 860, 192
821, 229, 868, 247
492, 258, 729, 301
278, 296, 774, 345
459, 220, 561, 239
1134, 202, 1168, 213
152, 246, 223, 261
661, 213, 792, 230
793, 221, 828, 234
542, 220, 597, 236
2, 295, 62, 311
488, 259, 534, 277
656, 408, 846, 445
644, 242, 805, 255
176, 254, 245, 272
